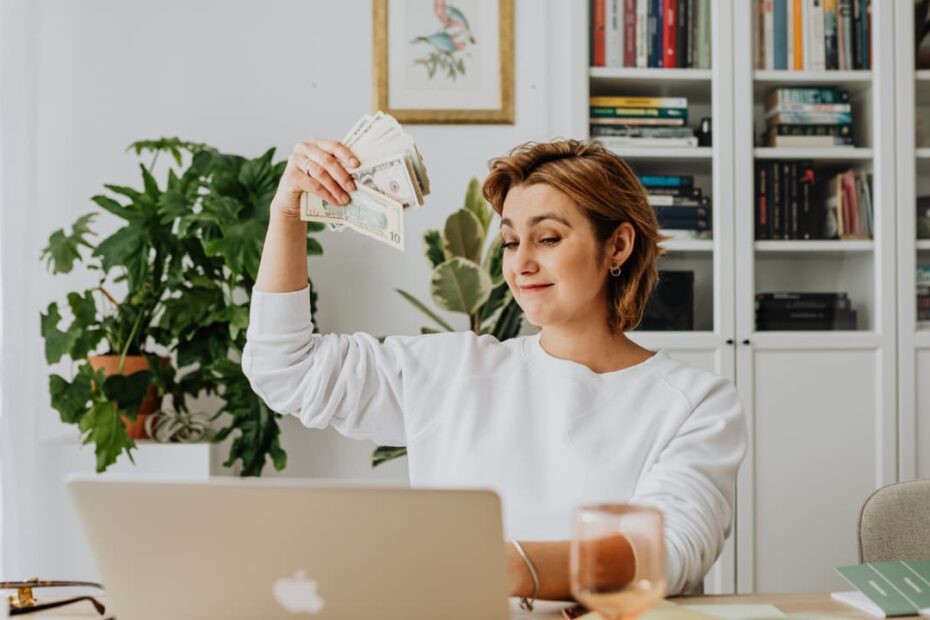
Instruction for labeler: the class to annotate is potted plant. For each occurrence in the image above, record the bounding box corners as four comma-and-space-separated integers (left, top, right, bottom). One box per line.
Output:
41, 138, 325, 475
372, 178, 524, 467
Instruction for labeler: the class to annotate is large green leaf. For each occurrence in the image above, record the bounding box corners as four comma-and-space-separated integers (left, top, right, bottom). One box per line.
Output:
396, 289, 454, 331
478, 282, 512, 329
422, 229, 445, 268
492, 297, 524, 340
430, 257, 492, 315
93, 226, 148, 274
91, 195, 140, 222
463, 177, 492, 233
443, 209, 484, 264
66, 291, 104, 358
79, 400, 135, 473
204, 218, 265, 280
102, 370, 153, 415
49, 372, 92, 424
41, 213, 97, 274
482, 235, 505, 286
41, 303, 76, 364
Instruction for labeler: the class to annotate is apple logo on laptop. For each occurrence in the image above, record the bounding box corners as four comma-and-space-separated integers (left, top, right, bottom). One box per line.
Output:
273, 570, 325, 614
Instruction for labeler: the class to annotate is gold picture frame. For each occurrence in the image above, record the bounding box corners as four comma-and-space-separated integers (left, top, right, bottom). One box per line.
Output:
373, 0, 514, 124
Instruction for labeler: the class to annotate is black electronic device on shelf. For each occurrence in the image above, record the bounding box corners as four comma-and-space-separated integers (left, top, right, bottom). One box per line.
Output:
640, 271, 695, 331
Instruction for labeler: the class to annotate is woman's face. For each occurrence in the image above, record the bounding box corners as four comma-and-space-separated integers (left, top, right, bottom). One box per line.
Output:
500, 183, 612, 330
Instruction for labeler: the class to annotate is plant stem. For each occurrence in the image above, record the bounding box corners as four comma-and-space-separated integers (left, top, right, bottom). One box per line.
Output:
118, 308, 146, 373
96, 286, 119, 307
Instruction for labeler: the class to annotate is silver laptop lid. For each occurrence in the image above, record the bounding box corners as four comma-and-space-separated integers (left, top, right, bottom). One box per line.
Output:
67, 476, 510, 620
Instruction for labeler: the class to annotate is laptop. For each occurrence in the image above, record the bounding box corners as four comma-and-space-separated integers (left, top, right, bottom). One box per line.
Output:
67, 476, 511, 619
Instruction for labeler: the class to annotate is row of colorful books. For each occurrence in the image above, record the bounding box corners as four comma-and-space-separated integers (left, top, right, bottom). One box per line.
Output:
763, 87, 854, 147
756, 292, 858, 330
590, 0, 712, 69
641, 174, 711, 233
755, 0, 872, 71
754, 162, 872, 240
591, 96, 698, 147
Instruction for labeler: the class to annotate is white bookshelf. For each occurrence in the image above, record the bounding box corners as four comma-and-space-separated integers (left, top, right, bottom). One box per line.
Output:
572, 0, 907, 597
662, 239, 715, 253
733, 0, 897, 597
754, 240, 874, 253
752, 146, 872, 160
894, 0, 930, 485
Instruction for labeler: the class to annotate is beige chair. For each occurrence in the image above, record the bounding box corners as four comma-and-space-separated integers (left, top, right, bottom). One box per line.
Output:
858, 478, 930, 563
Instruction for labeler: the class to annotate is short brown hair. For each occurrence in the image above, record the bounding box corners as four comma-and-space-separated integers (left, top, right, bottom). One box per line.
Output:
482, 139, 666, 332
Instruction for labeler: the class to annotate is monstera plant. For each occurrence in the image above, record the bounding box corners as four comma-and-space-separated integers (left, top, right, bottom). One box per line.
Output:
372, 178, 523, 467
41, 138, 324, 475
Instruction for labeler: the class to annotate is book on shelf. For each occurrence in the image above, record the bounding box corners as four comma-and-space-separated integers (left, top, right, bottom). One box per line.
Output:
756, 291, 857, 330
660, 229, 712, 240
640, 174, 694, 187
590, 0, 711, 68
825, 169, 872, 239
767, 123, 852, 136
766, 87, 850, 106
755, 0, 871, 71
590, 95, 696, 145
763, 87, 854, 147
755, 160, 819, 239
591, 125, 695, 137
764, 132, 853, 146
591, 106, 689, 120
645, 185, 702, 197
591, 116, 687, 126
600, 136, 699, 147
917, 196, 930, 239
648, 195, 709, 207
590, 96, 688, 108
919, 267, 930, 322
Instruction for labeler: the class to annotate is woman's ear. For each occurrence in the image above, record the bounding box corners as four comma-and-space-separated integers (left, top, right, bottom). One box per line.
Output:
608, 223, 636, 268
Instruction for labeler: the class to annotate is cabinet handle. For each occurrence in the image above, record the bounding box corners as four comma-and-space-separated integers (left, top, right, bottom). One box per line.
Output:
726, 339, 734, 345
741, 339, 751, 345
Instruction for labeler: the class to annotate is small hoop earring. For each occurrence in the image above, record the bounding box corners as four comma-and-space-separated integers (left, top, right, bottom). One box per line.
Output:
610, 265, 622, 277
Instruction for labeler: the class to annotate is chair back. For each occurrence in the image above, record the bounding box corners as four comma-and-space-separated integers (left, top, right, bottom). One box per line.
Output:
858, 479, 930, 563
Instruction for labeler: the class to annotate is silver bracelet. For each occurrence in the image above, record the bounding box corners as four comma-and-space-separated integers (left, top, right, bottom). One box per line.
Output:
510, 540, 540, 611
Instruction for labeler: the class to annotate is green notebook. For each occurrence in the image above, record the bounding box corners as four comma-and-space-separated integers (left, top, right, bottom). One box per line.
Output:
836, 560, 930, 617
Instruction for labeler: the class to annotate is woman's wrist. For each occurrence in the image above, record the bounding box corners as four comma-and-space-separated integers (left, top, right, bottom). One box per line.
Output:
507, 541, 534, 598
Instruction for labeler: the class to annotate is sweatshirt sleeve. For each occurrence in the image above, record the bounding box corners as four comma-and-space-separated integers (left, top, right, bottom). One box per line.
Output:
240, 287, 407, 446
629, 376, 747, 596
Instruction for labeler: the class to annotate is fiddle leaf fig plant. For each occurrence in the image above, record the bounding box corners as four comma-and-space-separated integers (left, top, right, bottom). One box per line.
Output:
372, 178, 523, 467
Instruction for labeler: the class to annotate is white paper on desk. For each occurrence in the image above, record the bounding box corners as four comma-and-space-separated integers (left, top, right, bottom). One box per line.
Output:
831, 591, 888, 617
681, 604, 787, 619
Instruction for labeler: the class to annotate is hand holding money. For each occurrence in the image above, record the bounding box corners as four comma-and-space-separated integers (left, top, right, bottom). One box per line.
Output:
300, 112, 431, 251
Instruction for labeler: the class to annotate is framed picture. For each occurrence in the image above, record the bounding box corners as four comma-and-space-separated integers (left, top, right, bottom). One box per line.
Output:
373, 0, 514, 124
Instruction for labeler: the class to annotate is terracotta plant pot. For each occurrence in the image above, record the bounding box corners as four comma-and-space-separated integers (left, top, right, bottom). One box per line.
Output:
87, 355, 167, 440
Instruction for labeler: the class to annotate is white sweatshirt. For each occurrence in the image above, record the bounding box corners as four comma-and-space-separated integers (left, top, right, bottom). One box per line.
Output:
242, 287, 746, 595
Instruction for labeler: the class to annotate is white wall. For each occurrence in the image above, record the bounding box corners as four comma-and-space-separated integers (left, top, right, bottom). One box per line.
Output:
1, 0, 575, 580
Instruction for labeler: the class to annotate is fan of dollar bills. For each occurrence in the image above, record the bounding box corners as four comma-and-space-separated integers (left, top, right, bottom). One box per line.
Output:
300, 111, 431, 251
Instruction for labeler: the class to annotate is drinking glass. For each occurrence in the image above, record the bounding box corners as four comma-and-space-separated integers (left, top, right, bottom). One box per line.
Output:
570, 504, 666, 620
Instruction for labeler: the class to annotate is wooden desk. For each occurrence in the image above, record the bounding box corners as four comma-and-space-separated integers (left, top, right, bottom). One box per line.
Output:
19, 592, 924, 618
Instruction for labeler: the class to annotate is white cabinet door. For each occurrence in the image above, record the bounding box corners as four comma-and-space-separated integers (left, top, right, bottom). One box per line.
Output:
736, 342, 893, 592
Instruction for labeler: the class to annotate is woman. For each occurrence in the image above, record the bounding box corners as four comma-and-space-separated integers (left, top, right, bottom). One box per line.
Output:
243, 138, 746, 605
